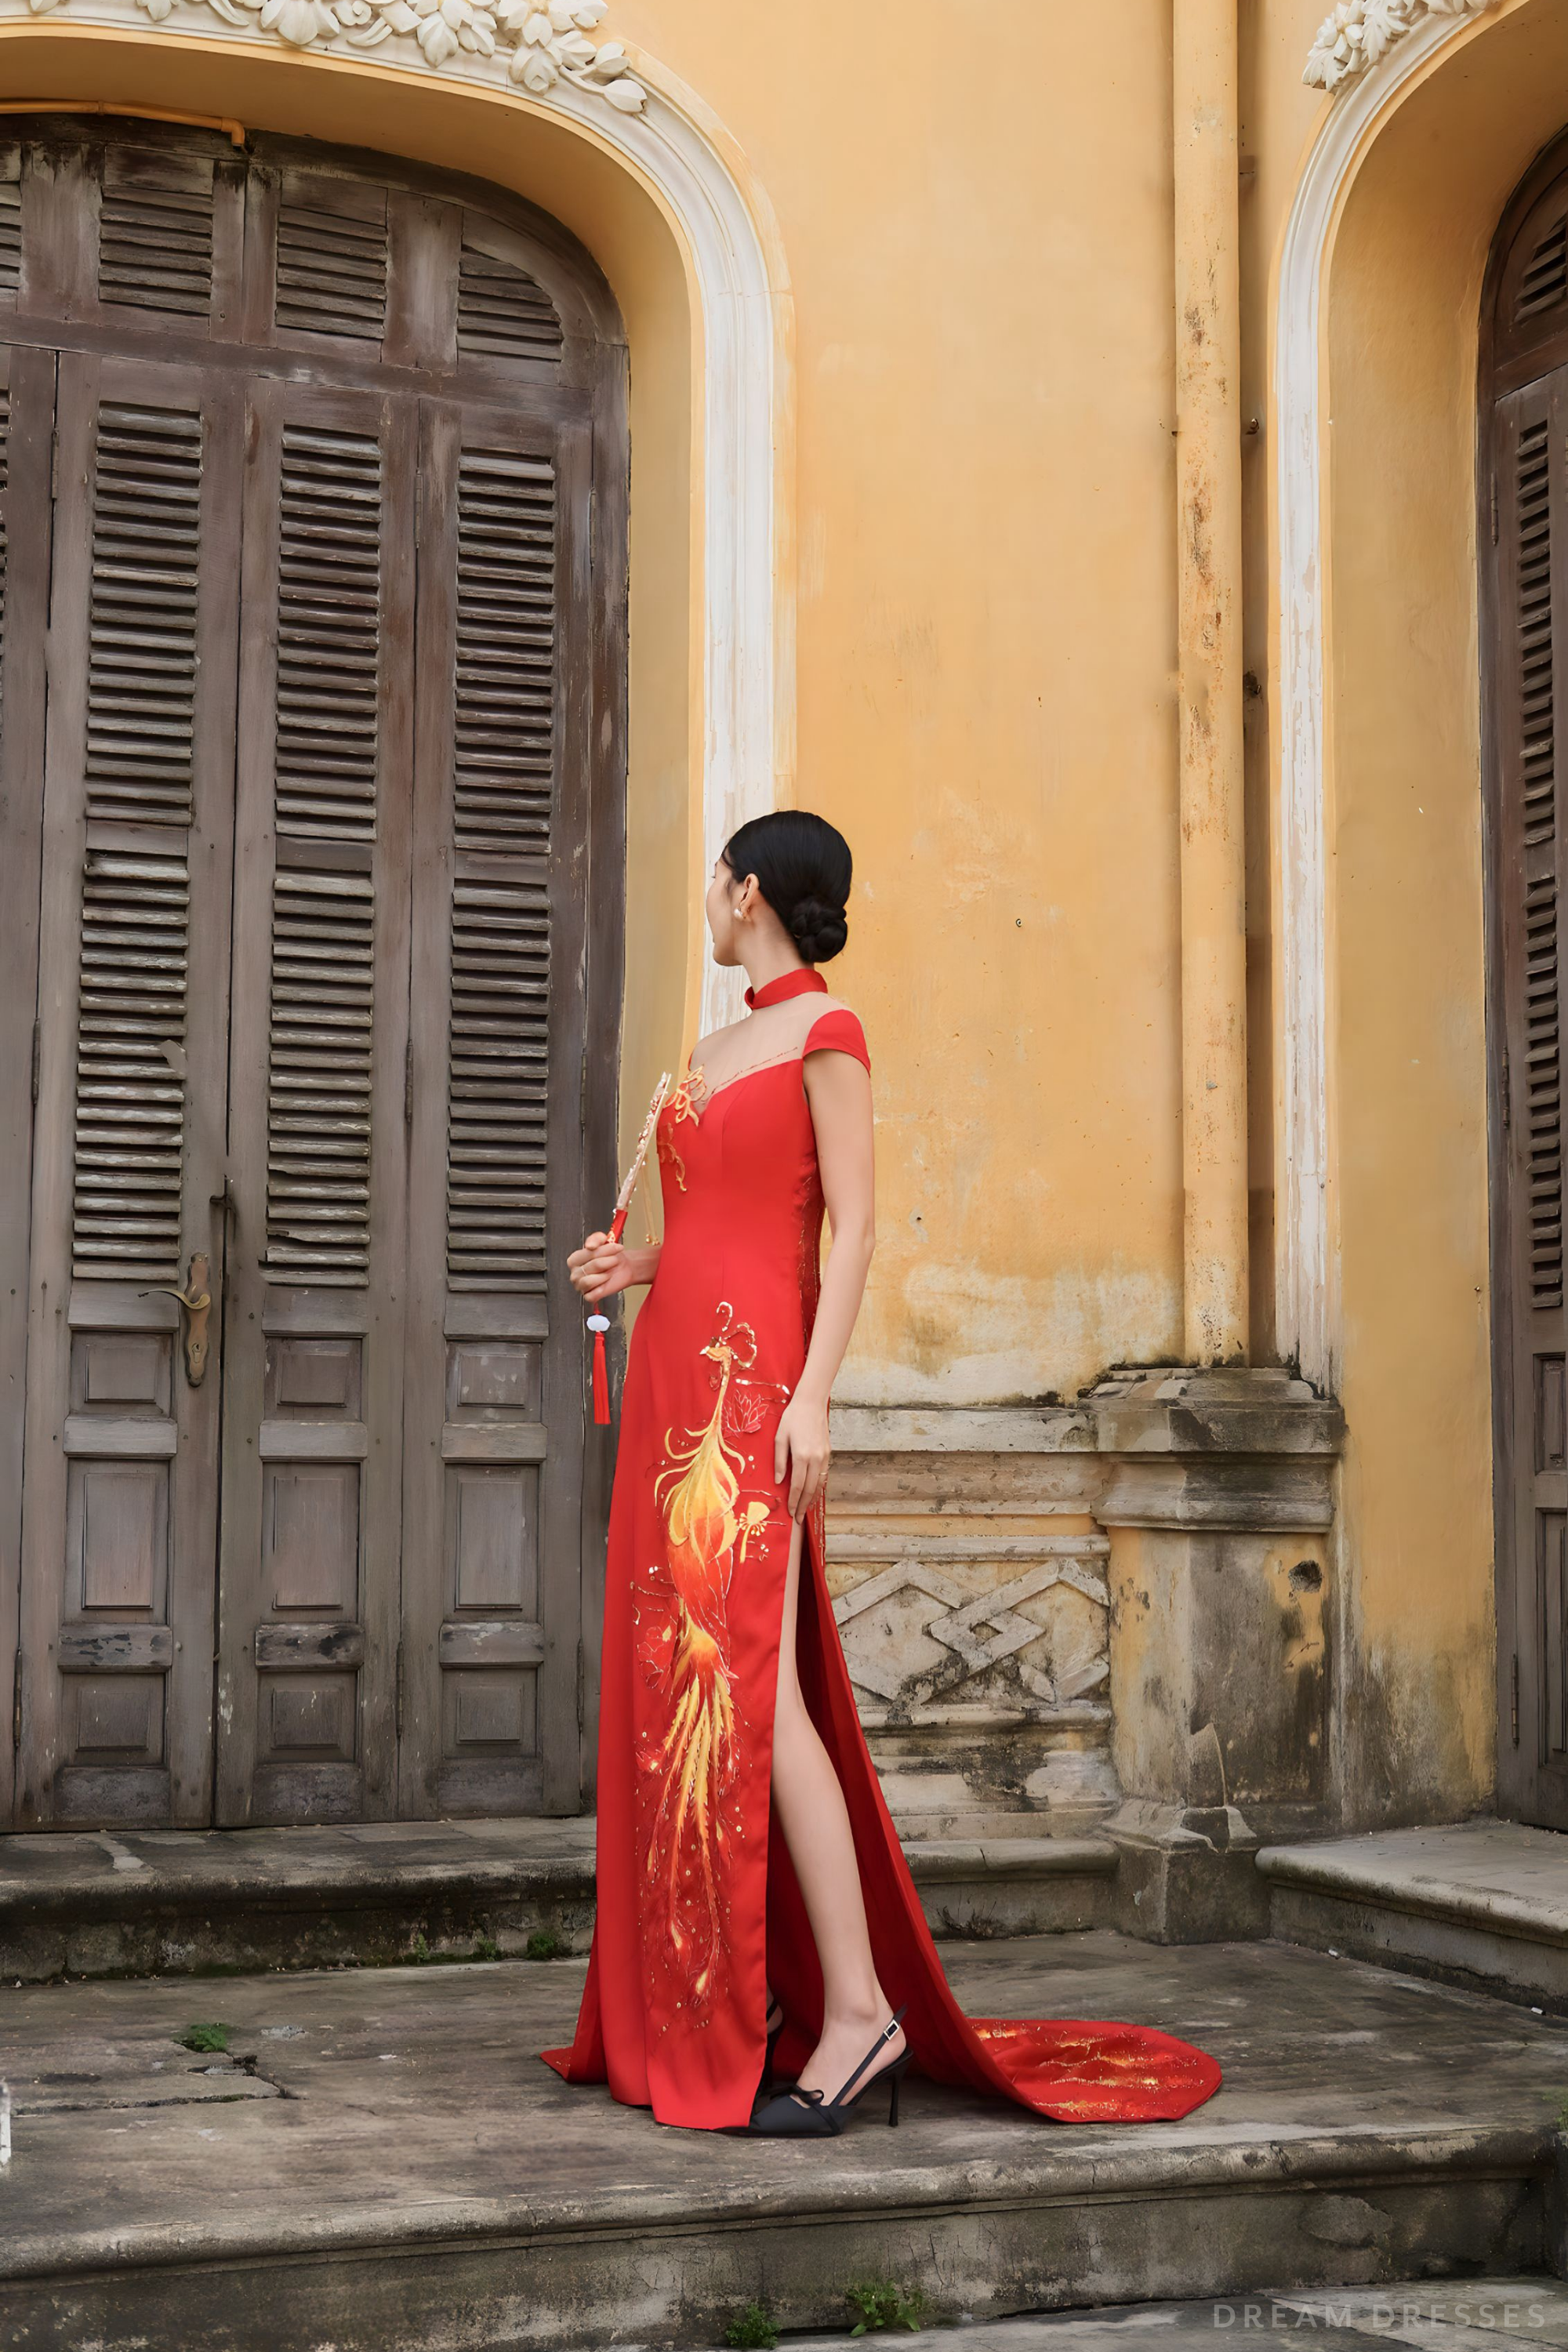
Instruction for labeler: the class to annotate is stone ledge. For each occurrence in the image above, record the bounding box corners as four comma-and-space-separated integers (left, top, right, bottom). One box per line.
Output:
904, 1835, 1118, 1883
903, 1834, 1119, 1939
832, 1405, 1094, 1454
1087, 1367, 1346, 1460
1257, 1823, 1568, 1951
833, 1372, 1348, 1467
0, 1819, 599, 1982
858, 1703, 1110, 1732
0, 1817, 598, 1922
1259, 1821, 1568, 2013
1097, 1454, 1337, 1532
0, 1819, 1127, 1980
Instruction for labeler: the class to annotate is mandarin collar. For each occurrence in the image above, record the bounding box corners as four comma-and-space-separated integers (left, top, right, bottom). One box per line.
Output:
745, 967, 829, 1011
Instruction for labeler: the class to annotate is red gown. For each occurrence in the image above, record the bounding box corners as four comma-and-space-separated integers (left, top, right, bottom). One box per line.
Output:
544, 967, 1221, 2132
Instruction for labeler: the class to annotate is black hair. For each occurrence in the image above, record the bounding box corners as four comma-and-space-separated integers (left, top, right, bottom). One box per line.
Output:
721, 809, 852, 965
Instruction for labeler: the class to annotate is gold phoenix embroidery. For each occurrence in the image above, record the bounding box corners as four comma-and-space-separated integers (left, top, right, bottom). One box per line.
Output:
644, 1303, 758, 2002
657, 1069, 707, 1192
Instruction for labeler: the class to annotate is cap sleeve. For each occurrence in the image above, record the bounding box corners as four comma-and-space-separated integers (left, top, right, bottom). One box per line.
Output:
803, 1008, 870, 1073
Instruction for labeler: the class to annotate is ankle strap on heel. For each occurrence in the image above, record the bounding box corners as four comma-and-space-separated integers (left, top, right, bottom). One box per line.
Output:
832, 2007, 907, 2109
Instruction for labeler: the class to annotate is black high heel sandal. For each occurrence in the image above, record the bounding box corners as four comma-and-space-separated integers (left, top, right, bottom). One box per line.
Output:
746, 2009, 909, 2138
764, 1995, 786, 2091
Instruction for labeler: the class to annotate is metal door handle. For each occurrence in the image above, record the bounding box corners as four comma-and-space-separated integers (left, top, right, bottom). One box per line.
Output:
144, 1253, 213, 1386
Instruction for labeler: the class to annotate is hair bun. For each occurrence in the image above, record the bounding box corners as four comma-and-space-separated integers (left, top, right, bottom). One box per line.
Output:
721, 808, 854, 967
788, 894, 848, 964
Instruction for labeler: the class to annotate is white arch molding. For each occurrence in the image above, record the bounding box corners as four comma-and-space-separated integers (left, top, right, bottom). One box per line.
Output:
0, 0, 789, 1042
1276, 4, 1506, 1391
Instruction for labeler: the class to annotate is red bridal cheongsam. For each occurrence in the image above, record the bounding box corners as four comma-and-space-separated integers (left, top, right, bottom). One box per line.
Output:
543, 967, 1221, 2132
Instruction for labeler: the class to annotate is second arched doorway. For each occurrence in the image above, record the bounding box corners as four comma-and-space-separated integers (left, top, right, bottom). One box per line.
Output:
1485, 127, 1568, 1831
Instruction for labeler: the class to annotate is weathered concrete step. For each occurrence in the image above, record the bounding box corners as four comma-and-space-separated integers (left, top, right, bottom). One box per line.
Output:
1258, 1819, 1568, 2014
804, 2278, 1568, 2349
0, 1819, 1117, 1981
0, 1817, 600, 1981
902, 1830, 1116, 1937
0, 1934, 1564, 2350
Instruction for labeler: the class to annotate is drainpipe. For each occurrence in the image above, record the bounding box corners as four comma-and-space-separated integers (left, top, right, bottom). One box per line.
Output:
1173, 0, 1249, 1363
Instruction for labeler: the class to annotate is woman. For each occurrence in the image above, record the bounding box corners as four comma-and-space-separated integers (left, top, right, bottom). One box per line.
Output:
545, 811, 1220, 2136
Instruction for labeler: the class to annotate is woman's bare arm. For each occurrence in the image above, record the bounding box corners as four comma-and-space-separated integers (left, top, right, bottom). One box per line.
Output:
773, 1050, 875, 1519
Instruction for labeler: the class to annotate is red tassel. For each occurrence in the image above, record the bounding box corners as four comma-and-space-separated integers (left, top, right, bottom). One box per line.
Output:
591, 1326, 611, 1425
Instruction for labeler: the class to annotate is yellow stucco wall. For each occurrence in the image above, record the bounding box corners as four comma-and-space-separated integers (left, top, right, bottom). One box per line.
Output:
613, 0, 1190, 1406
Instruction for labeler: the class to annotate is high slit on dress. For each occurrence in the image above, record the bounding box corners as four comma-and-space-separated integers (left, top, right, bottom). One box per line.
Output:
543, 974, 1221, 2132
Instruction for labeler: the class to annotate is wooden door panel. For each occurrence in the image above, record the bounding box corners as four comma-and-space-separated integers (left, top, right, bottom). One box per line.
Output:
68, 1457, 169, 1612
16, 348, 241, 1826
0, 338, 54, 1822
2, 131, 247, 346
400, 396, 592, 1817
217, 374, 416, 1826
446, 1465, 541, 1613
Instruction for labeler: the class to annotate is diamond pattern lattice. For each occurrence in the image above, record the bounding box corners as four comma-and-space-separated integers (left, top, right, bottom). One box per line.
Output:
830, 1541, 1110, 1711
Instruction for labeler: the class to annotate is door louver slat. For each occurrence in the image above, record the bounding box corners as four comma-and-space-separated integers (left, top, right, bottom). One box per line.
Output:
1518, 422, 1554, 851
71, 848, 189, 1283
445, 877, 548, 1287
453, 449, 555, 854
456, 240, 564, 365
1519, 216, 1568, 326
1513, 419, 1564, 1312
265, 870, 374, 1284
85, 404, 202, 827
276, 424, 383, 842
99, 182, 214, 318
1526, 872, 1563, 1310
0, 177, 20, 298
275, 198, 387, 341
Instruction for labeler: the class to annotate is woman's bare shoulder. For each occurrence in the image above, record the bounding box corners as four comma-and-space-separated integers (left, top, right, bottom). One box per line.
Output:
693, 986, 861, 1063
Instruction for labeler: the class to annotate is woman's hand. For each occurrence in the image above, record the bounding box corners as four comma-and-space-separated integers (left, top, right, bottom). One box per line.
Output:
775, 1388, 831, 1522
568, 1233, 658, 1303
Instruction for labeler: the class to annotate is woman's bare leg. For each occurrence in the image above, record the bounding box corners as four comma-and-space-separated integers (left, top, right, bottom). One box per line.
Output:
770, 1519, 906, 2098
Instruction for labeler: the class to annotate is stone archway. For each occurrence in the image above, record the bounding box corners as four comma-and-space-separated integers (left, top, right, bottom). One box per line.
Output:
1274, 0, 1568, 1826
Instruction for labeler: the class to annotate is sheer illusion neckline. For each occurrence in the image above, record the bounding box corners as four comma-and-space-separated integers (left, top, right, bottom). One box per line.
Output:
681, 1045, 812, 1116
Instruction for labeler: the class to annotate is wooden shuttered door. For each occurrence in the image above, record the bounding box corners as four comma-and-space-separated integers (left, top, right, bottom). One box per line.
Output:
216, 379, 417, 1825
19, 347, 244, 1827
400, 401, 591, 1817
2, 120, 623, 1829
1487, 143, 1568, 1832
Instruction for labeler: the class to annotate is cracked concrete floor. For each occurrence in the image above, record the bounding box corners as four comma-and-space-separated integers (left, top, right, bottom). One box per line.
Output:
2, 1931, 1566, 2340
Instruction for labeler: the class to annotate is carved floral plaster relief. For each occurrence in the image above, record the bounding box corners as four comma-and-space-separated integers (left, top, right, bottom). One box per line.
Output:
1305, 0, 1498, 92
17, 0, 647, 108
0, 0, 1498, 113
